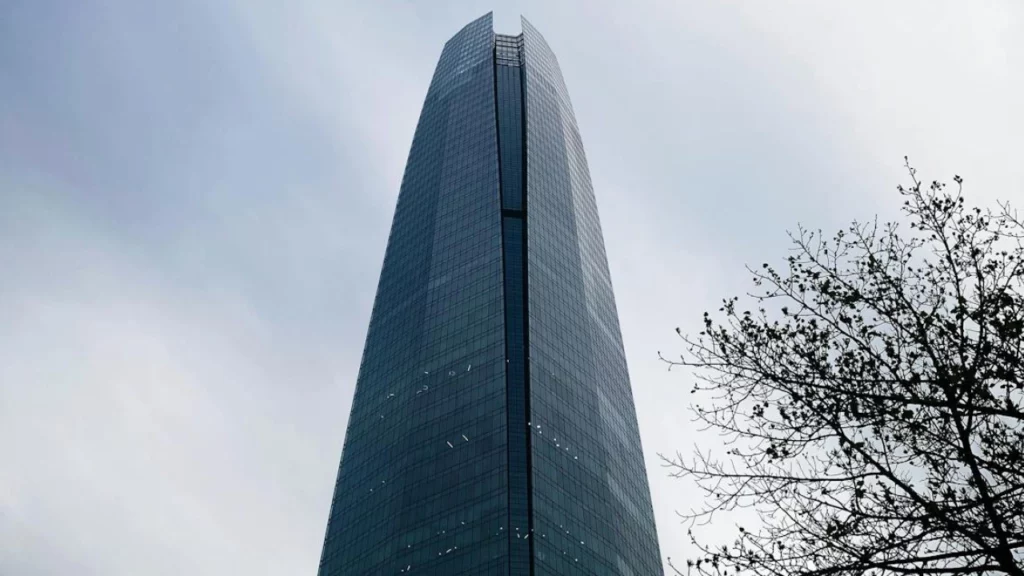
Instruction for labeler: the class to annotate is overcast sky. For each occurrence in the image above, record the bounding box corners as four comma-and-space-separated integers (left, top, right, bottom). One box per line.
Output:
2, 1, 1022, 574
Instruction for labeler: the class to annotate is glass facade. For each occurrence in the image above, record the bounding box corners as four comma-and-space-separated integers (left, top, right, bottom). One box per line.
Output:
318, 13, 662, 575
520, 17, 662, 575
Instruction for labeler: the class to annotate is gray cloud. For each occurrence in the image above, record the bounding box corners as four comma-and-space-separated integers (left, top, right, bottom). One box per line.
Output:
2, 1, 1021, 573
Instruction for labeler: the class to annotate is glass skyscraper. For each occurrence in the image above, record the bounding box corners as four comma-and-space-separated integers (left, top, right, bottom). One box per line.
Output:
318, 13, 662, 575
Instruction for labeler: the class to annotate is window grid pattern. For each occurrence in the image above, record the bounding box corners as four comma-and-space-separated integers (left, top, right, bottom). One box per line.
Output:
521, 17, 663, 576
318, 13, 511, 575
495, 34, 523, 67
496, 62, 524, 212
318, 13, 663, 575
496, 34, 532, 576
501, 216, 530, 574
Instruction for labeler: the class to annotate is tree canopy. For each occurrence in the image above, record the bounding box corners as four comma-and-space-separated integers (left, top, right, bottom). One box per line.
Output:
663, 160, 1023, 576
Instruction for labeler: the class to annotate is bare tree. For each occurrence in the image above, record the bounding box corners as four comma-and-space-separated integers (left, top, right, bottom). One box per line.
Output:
661, 160, 1024, 576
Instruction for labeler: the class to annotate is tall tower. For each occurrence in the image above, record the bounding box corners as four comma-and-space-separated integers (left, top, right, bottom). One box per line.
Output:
318, 14, 662, 575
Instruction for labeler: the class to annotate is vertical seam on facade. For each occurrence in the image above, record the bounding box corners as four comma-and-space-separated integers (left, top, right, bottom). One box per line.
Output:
495, 34, 532, 575
518, 37, 535, 575
491, 43, 513, 576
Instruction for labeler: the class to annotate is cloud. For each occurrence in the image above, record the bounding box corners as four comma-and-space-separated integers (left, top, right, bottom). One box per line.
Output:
0, 175, 331, 574
2, 0, 1021, 574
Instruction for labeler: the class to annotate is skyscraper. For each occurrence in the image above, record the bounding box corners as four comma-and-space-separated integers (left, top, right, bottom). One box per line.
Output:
318, 13, 662, 575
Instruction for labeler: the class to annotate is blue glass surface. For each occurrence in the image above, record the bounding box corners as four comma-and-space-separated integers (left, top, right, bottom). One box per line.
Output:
318, 13, 509, 575
317, 13, 662, 576
496, 63, 524, 212
522, 16, 663, 576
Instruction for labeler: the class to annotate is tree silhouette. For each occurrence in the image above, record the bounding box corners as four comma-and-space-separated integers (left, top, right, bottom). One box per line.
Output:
662, 160, 1023, 576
